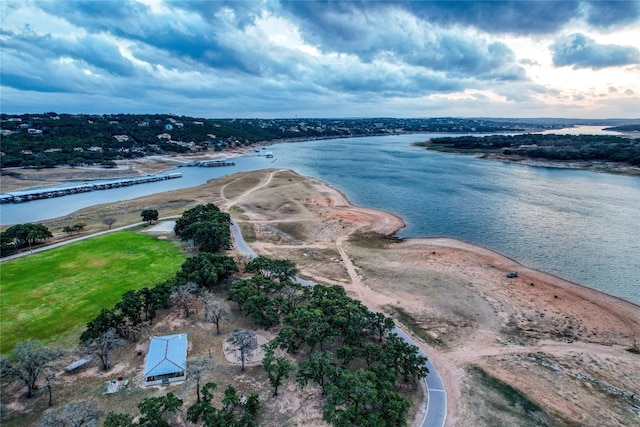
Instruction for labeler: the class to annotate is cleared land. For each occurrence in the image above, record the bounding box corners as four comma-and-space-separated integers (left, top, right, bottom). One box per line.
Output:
0, 231, 185, 353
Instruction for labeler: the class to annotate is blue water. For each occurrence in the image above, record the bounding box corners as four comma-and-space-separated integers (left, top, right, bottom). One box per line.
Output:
2, 133, 639, 304
271, 135, 640, 304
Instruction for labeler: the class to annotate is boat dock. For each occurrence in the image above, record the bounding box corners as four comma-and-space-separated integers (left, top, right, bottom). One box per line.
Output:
187, 160, 236, 167
0, 173, 182, 204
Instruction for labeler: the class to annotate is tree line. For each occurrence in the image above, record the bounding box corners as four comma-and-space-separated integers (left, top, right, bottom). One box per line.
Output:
2, 203, 429, 426
1, 223, 53, 255
421, 133, 640, 165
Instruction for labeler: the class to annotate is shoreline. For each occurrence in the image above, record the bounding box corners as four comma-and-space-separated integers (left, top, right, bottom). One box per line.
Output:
407, 236, 640, 310
2, 168, 638, 425
323, 179, 639, 309
3, 163, 638, 309
4, 127, 638, 195
413, 144, 640, 177
1, 135, 637, 308
222, 169, 640, 425
316, 176, 640, 311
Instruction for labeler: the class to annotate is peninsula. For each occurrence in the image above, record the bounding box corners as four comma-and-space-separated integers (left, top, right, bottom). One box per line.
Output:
2, 167, 638, 426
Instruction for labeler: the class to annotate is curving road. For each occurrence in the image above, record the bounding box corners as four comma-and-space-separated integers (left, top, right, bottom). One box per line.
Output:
230, 219, 447, 427
4, 216, 447, 426
394, 327, 447, 427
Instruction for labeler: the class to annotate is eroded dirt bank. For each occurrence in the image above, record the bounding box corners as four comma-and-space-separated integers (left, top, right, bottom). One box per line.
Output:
4, 166, 639, 426
219, 169, 640, 426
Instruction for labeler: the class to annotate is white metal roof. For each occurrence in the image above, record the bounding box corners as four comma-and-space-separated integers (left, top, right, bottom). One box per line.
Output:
144, 334, 187, 377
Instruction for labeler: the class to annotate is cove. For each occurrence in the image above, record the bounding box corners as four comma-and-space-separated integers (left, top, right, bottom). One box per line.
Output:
2, 133, 639, 304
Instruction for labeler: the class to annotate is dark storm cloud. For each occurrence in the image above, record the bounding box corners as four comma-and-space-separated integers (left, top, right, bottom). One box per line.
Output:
280, 1, 568, 37
551, 33, 640, 69
39, 0, 261, 75
583, 1, 640, 27
277, 1, 527, 81
1, 0, 637, 118
0, 25, 136, 94
280, 1, 636, 36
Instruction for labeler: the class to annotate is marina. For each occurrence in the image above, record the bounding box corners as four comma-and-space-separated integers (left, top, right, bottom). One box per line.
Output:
0, 173, 182, 204
186, 159, 236, 167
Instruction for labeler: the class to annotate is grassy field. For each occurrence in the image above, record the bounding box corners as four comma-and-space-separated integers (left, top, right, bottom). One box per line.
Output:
0, 231, 185, 353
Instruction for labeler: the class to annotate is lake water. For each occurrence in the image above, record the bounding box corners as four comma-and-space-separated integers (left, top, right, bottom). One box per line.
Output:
2, 130, 639, 304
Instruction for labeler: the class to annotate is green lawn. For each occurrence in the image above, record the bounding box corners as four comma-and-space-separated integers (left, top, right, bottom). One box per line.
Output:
0, 231, 185, 353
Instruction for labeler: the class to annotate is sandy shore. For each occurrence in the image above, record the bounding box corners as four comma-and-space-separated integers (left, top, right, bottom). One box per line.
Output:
2, 164, 638, 426
216, 169, 640, 426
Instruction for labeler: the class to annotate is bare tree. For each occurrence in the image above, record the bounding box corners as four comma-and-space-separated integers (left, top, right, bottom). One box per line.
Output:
102, 217, 116, 229
228, 330, 258, 372
37, 398, 99, 427
83, 328, 125, 371
188, 358, 210, 403
171, 282, 200, 318
234, 252, 253, 267
1, 340, 59, 398
202, 294, 231, 335
45, 373, 56, 407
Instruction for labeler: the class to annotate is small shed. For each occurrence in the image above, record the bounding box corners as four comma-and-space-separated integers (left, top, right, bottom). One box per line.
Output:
143, 334, 187, 387
64, 358, 90, 373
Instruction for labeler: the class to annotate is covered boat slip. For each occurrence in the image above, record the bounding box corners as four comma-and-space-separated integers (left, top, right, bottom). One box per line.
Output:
143, 333, 187, 386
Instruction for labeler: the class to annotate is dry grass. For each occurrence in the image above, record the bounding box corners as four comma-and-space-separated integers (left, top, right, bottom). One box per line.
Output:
5, 166, 639, 427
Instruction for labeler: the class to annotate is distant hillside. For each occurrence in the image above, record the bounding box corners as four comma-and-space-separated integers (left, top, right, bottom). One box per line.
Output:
3, 113, 636, 169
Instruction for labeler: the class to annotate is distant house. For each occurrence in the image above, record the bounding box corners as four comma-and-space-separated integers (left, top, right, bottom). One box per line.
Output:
28, 128, 43, 134
157, 133, 172, 140
113, 135, 130, 143
143, 334, 187, 387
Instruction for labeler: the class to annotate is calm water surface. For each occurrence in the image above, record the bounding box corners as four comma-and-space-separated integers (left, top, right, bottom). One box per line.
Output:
2, 131, 639, 304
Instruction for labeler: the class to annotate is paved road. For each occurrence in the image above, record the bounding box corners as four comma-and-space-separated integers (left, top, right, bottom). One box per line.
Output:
3, 218, 448, 426
0, 216, 180, 263
230, 220, 257, 259
394, 328, 447, 427
230, 219, 447, 427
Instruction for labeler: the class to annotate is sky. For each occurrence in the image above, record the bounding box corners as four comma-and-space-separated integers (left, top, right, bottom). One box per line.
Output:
1, 0, 639, 119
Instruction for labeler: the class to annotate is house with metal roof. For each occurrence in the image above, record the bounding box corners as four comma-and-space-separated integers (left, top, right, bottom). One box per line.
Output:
143, 334, 187, 387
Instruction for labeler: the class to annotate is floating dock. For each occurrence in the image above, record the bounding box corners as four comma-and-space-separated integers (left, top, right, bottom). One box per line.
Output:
0, 173, 182, 204
188, 160, 236, 167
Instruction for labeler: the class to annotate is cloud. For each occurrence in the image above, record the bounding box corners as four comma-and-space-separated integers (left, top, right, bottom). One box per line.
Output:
582, 1, 640, 28
280, 1, 627, 36
0, 1, 638, 119
551, 33, 640, 69
275, 3, 527, 81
